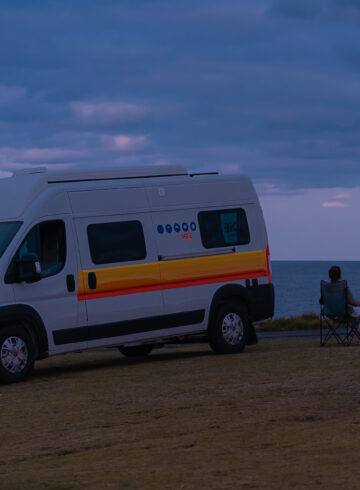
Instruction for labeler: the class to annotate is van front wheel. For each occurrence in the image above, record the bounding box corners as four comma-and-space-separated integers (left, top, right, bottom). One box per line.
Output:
119, 345, 153, 357
209, 302, 249, 354
0, 325, 35, 384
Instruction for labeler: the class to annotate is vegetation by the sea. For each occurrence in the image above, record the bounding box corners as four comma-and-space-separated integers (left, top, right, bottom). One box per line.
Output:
256, 312, 319, 332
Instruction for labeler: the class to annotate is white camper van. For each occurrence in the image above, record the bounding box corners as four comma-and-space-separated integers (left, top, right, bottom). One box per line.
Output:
0, 165, 274, 383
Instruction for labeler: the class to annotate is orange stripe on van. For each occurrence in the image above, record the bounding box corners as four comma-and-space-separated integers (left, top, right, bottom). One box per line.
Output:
266, 244, 272, 283
77, 249, 269, 301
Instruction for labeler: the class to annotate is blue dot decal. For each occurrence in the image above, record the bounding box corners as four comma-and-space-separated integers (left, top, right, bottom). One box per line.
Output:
166, 224, 172, 234
182, 222, 189, 232
157, 225, 164, 234
190, 222, 197, 231
174, 223, 180, 233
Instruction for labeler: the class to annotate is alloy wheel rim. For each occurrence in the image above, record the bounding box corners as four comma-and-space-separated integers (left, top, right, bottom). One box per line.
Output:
222, 313, 244, 345
1, 336, 28, 374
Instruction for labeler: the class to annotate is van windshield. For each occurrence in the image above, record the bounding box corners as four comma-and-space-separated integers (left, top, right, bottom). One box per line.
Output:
0, 222, 22, 258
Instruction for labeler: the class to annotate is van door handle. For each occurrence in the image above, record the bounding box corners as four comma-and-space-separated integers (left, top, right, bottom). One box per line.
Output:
88, 272, 97, 290
66, 274, 75, 292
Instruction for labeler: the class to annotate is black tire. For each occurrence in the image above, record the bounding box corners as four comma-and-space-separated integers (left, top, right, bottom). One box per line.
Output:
119, 345, 153, 357
208, 301, 250, 354
0, 324, 35, 384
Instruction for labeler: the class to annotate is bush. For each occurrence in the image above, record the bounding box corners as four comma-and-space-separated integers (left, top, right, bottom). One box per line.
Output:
255, 312, 318, 332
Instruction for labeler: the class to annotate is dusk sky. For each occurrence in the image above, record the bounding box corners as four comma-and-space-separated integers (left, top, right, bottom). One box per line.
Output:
1, 0, 360, 260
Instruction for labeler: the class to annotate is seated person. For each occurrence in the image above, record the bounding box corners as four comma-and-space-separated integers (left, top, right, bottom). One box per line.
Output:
328, 265, 360, 335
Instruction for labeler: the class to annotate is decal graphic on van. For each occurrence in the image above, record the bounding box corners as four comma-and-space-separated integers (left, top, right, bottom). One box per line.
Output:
77, 248, 270, 301
157, 222, 197, 235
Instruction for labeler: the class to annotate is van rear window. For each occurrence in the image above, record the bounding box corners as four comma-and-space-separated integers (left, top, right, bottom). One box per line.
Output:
198, 208, 250, 248
87, 221, 146, 265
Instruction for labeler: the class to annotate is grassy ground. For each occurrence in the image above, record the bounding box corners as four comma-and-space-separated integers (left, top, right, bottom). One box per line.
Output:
256, 313, 319, 331
1, 340, 360, 490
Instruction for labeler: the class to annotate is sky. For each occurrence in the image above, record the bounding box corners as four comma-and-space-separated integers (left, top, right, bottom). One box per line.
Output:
1, 0, 360, 259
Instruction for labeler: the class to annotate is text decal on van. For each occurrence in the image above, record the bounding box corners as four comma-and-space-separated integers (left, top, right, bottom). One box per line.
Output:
220, 213, 238, 244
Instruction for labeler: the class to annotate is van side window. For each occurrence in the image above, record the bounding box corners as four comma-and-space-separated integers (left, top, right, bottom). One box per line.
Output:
198, 208, 250, 248
87, 221, 146, 265
20, 221, 66, 278
7, 220, 66, 281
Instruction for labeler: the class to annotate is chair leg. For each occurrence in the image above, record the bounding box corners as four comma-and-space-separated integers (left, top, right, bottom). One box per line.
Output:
347, 319, 360, 345
320, 314, 323, 346
320, 316, 347, 346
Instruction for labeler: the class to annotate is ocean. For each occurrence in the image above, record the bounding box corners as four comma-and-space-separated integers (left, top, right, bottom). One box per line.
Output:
272, 261, 360, 318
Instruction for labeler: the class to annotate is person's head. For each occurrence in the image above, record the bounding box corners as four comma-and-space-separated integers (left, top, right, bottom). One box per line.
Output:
328, 265, 341, 282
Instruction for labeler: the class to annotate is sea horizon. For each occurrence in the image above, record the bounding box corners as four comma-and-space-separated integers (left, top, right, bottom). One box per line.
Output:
271, 260, 360, 318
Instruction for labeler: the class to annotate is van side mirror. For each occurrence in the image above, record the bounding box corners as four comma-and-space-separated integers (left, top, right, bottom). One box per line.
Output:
17, 253, 42, 283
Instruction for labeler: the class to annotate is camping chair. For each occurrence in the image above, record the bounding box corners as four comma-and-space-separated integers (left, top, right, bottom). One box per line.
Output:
320, 280, 351, 346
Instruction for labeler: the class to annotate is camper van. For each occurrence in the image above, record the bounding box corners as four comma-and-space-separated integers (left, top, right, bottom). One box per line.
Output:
0, 165, 274, 383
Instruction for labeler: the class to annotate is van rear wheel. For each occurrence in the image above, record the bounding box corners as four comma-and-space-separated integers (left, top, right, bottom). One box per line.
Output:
0, 325, 35, 384
119, 345, 153, 357
209, 302, 250, 354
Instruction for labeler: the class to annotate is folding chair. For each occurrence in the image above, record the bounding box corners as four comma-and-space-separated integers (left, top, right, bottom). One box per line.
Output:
320, 280, 350, 346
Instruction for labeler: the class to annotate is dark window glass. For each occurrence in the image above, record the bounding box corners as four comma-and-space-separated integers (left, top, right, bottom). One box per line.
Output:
6, 220, 66, 281
0, 221, 22, 258
87, 221, 146, 265
198, 208, 250, 249
38, 221, 66, 277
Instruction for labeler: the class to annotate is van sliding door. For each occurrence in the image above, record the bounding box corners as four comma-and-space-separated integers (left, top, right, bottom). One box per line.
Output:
74, 214, 164, 348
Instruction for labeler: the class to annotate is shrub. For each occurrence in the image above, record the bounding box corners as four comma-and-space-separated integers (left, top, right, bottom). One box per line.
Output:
255, 312, 318, 332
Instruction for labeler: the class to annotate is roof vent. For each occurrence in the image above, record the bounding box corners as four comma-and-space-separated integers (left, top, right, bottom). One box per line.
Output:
13, 167, 48, 177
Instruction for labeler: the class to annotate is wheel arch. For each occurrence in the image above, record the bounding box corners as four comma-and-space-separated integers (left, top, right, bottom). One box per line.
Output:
0, 304, 48, 359
208, 284, 252, 331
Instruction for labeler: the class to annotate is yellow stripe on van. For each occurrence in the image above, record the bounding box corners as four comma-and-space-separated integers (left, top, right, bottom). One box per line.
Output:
78, 249, 269, 301
78, 261, 161, 301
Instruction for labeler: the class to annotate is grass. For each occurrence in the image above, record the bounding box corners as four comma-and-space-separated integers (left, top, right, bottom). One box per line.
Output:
1, 339, 360, 489
256, 312, 319, 332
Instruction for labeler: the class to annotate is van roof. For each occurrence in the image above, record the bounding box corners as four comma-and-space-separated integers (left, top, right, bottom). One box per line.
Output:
13, 165, 189, 182
0, 165, 253, 220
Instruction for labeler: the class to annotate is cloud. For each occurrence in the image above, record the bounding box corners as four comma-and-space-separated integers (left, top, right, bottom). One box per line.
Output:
255, 182, 302, 196
101, 135, 148, 153
217, 164, 242, 174
270, 0, 360, 25
271, 0, 323, 20
339, 0, 360, 8
21, 148, 88, 163
0, 0, 360, 190
0, 85, 26, 105
70, 102, 149, 127
0, 146, 88, 169
0, 170, 12, 178
335, 193, 351, 200
322, 201, 347, 208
